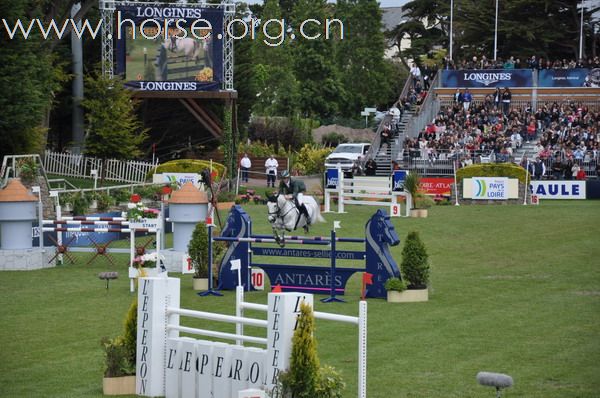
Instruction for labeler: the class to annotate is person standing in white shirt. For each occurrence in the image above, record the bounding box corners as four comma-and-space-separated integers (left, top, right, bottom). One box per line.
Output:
240, 153, 251, 183
410, 63, 421, 88
265, 154, 278, 188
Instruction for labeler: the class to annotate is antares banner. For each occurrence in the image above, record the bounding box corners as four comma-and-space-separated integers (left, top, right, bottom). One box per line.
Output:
538, 68, 600, 87
115, 5, 224, 91
441, 69, 533, 88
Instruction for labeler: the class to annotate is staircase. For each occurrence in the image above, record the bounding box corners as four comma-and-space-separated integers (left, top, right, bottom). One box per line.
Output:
374, 109, 414, 176
513, 140, 537, 163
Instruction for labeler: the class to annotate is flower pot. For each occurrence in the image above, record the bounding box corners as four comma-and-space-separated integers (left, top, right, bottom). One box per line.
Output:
63, 203, 72, 212
409, 209, 420, 218
387, 288, 429, 303
90, 200, 98, 210
193, 277, 208, 291
102, 375, 136, 395
418, 209, 428, 218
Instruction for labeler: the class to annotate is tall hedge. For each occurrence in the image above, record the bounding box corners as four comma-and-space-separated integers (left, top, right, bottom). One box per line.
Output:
147, 159, 225, 181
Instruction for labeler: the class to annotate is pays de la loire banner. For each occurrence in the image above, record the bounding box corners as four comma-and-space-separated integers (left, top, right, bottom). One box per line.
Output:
471, 177, 508, 200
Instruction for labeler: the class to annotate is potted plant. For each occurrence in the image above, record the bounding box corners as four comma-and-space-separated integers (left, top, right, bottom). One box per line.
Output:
101, 299, 137, 395
132, 252, 164, 278
403, 172, 421, 218
87, 191, 99, 210
189, 222, 210, 290
17, 158, 38, 184
96, 191, 114, 213
384, 277, 408, 303
188, 222, 226, 290
60, 192, 74, 213
414, 194, 435, 218
71, 191, 89, 216
399, 231, 430, 302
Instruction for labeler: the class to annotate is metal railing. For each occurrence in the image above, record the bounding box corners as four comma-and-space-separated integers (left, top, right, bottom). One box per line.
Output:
404, 72, 441, 140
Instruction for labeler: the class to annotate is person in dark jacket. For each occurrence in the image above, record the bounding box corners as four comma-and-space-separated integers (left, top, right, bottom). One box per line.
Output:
365, 159, 377, 176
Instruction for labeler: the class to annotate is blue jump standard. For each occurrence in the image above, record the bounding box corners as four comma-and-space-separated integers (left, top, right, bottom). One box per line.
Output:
213, 205, 402, 300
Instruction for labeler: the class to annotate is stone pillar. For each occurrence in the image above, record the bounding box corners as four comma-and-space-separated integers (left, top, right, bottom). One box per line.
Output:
0, 179, 39, 249
168, 182, 209, 252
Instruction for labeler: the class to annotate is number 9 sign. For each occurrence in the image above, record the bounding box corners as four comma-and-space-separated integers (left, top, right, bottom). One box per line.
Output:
390, 204, 401, 217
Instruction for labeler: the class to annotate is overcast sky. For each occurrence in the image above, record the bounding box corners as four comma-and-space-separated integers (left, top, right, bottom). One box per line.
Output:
240, 0, 408, 8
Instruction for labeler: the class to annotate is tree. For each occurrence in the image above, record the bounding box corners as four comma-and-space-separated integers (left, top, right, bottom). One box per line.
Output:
336, 0, 396, 117
82, 73, 147, 178
280, 301, 320, 398
0, 0, 64, 160
290, 0, 345, 120
252, 0, 300, 117
395, 0, 600, 63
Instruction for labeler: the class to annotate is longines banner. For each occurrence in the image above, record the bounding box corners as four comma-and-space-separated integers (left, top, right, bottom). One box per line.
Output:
441, 69, 533, 88
538, 68, 599, 87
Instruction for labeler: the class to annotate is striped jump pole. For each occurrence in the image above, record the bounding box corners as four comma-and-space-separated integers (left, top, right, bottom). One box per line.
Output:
250, 233, 364, 243
42, 227, 158, 233
57, 216, 127, 222
215, 236, 331, 246
43, 220, 130, 226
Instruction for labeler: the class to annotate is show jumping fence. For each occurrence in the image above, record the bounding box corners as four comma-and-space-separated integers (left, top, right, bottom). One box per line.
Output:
324, 169, 411, 215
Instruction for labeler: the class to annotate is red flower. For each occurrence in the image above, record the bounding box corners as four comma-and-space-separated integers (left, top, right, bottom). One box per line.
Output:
131, 194, 141, 203
162, 186, 172, 195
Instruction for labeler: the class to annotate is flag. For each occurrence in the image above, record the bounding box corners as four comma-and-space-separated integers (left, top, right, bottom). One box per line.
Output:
333, 220, 341, 230
272, 284, 282, 293
361, 272, 373, 300
205, 217, 213, 225
230, 259, 241, 272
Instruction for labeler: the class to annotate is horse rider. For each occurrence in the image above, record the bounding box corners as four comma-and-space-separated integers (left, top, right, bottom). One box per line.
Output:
278, 170, 310, 229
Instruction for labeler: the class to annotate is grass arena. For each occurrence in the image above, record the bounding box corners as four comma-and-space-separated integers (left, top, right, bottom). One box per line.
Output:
1, 201, 599, 397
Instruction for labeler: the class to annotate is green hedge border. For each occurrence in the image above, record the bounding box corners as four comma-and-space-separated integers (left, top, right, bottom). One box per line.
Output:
456, 163, 529, 184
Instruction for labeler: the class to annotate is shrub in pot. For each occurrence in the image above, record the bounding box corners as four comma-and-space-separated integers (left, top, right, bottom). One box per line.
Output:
71, 191, 89, 216
403, 172, 421, 216
188, 222, 226, 290
101, 299, 137, 395
401, 231, 430, 290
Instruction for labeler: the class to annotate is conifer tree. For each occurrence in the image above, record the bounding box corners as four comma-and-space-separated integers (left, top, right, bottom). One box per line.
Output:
283, 301, 320, 397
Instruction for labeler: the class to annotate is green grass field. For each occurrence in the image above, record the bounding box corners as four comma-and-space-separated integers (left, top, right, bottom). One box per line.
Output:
1, 201, 599, 397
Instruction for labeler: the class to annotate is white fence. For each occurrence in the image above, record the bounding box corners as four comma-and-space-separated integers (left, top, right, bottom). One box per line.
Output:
324, 172, 410, 216
139, 278, 368, 398
43, 150, 157, 183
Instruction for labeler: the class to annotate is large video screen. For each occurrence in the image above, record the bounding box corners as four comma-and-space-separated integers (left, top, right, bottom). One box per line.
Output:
115, 5, 224, 91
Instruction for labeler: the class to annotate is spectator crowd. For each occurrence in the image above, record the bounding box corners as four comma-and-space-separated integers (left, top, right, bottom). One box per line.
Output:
441, 55, 600, 71
402, 94, 600, 179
